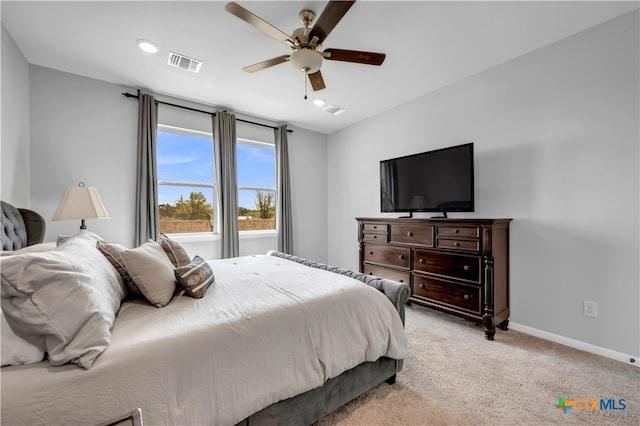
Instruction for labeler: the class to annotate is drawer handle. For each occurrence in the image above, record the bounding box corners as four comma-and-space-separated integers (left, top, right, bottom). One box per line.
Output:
453, 242, 460, 247
373, 225, 378, 229
368, 272, 373, 275
399, 255, 405, 260
454, 229, 460, 234
373, 235, 378, 239
369, 251, 374, 255
464, 294, 473, 300
399, 279, 404, 283
407, 232, 413, 237
419, 258, 426, 264
463, 265, 470, 271
419, 284, 426, 289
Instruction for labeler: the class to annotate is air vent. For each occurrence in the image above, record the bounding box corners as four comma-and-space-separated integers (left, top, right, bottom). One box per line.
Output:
168, 52, 202, 73
323, 104, 346, 115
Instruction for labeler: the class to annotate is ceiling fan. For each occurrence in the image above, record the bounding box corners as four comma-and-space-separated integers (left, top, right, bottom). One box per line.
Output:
225, 1, 386, 98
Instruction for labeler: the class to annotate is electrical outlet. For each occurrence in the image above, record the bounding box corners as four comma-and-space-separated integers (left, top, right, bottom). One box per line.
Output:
584, 300, 598, 318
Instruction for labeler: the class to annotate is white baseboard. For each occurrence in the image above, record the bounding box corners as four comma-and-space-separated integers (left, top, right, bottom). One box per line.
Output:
509, 322, 639, 367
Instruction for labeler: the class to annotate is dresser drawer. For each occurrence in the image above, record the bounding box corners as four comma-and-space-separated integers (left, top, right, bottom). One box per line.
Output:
363, 244, 410, 269
413, 250, 481, 284
363, 264, 410, 284
390, 224, 433, 246
363, 222, 389, 233
437, 225, 480, 238
413, 276, 481, 315
363, 232, 388, 243
436, 238, 480, 252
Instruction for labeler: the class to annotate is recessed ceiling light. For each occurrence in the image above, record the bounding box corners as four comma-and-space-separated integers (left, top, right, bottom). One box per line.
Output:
312, 99, 326, 106
137, 39, 159, 54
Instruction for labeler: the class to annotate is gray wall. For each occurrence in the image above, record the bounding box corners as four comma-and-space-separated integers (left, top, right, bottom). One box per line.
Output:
29, 66, 138, 245
326, 11, 639, 357
1, 24, 30, 206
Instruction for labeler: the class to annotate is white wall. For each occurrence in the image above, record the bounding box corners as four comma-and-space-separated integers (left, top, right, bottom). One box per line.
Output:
21, 65, 328, 259
327, 11, 639, 358
1, 24, 30, 206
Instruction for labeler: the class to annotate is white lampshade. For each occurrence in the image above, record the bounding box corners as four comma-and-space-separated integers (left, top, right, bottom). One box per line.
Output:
290, 49, 323, 74
52, 184, 110, 229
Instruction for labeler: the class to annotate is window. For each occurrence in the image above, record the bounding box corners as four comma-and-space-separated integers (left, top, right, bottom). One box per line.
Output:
156, 126, 277, 235
157, 125, 215, 234
237, 138, 276, 232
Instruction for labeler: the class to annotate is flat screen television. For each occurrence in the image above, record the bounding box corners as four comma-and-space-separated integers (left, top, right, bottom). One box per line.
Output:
380, 142, 474, 218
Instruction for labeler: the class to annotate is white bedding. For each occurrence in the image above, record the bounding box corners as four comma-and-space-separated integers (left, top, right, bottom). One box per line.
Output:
1, 255, 407, 425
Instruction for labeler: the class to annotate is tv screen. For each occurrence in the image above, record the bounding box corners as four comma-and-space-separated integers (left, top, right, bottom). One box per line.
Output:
380, 142, 474, 216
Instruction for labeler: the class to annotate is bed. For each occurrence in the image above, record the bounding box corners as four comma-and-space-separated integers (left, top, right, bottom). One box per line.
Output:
1, 202, 409, 425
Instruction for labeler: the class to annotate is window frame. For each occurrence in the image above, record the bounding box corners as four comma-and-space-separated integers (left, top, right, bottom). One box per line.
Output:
236, 137, 277, 234
156, 128, 278, 237
157, 124, 217, 235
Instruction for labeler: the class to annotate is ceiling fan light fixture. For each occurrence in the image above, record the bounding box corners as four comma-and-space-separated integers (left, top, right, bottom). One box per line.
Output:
290, 49, 323, 74
312, 98, 326, 106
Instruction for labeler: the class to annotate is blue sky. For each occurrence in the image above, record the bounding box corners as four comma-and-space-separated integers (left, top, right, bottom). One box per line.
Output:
157, 131, 275, 209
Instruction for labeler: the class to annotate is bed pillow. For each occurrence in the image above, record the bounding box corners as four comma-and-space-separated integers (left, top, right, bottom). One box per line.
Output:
97, 241, 143, 298
121, 240, 177, 307
0, 236, 125, 369
1, 309, 45, 366
174, 256, 215, 299
157, 234, 191, 267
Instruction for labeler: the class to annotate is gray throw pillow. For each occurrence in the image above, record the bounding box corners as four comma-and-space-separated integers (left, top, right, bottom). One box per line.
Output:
158, 234, 191, 267
174, 256, 215, 299
97, 241, 143, 298
121, 240, 177, 307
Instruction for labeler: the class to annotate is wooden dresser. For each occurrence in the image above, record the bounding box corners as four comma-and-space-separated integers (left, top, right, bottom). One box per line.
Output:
357, 217, 512, 340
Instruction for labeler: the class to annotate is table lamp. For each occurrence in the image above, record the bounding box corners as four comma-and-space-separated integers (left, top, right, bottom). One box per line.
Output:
52, 182, 110, 230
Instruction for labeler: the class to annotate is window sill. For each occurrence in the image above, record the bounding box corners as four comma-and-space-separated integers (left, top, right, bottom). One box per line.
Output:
165, 230, 277, 243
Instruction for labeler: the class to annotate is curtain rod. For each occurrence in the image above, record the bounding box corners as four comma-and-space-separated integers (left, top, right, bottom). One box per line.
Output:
122, 92, 292, 133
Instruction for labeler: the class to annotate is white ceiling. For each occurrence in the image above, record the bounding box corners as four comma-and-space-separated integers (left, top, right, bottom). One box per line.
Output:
2, 1, 638, 134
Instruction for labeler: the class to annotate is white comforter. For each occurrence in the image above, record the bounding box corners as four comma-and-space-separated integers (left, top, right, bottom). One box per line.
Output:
1, 255, 407, 425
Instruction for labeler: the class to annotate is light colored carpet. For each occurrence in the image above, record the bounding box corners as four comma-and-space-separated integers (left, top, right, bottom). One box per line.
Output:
318, 305, 639, 425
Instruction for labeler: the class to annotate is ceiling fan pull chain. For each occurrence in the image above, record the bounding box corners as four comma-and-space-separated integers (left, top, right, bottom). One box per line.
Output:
304, 69, 308, 100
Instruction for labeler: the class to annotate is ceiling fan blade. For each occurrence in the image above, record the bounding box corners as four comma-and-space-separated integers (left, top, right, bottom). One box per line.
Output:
323, 48, 386, 66
225, 2, 294, 46
309, 1, 355, 44
308, 70, 326, 91
242, 55, 290, 73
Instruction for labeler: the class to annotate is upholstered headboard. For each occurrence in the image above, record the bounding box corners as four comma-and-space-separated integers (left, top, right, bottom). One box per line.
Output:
1, 201, 46, 251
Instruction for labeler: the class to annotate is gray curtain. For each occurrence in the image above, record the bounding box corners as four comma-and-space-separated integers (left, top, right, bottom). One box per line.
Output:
213, 111, 239, 258
135, 93, 159, 246
275, 125, 293, 254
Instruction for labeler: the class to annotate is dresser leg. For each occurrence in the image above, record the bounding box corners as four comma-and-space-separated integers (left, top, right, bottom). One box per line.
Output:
498, 319, 509, 331
484, 327, 496, 340
483, 314, 496, 340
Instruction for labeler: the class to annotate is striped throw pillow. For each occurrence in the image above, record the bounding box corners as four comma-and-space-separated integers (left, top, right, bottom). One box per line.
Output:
174, 256, 215, 299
